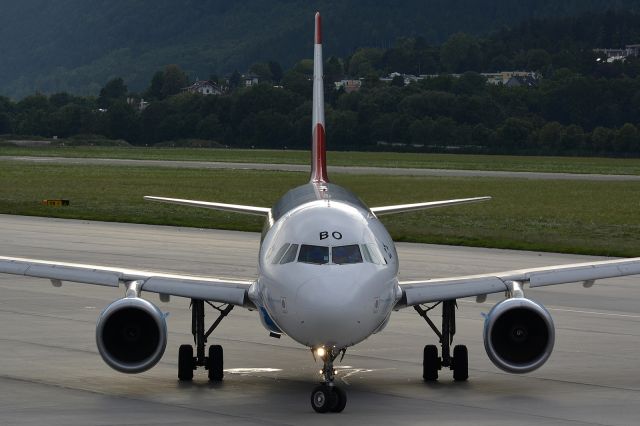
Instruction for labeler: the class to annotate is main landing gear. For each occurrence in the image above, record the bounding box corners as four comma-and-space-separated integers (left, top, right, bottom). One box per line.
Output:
178, 299, 233, 382
310, 348, 347, 413
414, 300, 468, 382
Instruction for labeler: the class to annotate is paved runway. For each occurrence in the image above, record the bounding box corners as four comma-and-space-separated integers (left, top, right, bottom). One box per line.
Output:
1, 214, 639, 425
3, 155, 640, 181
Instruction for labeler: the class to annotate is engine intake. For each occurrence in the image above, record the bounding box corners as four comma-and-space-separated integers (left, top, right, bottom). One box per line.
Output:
483, 297, 555, 374
96, 297, 167, 374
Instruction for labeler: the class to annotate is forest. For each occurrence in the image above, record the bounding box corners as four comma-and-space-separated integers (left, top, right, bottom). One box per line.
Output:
2, 10, 640, 156
2, 0, 639, 98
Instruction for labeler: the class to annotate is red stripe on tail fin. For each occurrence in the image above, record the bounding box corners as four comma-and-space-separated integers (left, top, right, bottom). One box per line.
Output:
312, 123, 328, 182
310, 12, 328, 183
315, 12, 322, 44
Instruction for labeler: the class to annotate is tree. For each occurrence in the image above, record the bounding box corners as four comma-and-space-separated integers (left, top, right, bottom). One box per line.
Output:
197, 113, 223, 140
614, 123, 640, 153
440, 33, 482, 73
591, 126, 614, 153
497, 118, 535, 150
538, 121, 564, 151
98, 78, 127, 107
146, 71, 165, 100
453, 72, 486, 95
161, 65, 189, 99
50, 104, 91, 137
409, 118, 433, 145
0, 113, 12, 134
249, 62, 273, 82
325, 56, 344, 84
105, 101, 138, 142
268, 61, 283, 83
282, 69, 312, 98
348, 48, 383, 77
229, 70, 241, 89
527, 49, 552, 72
562, 124, 585, 151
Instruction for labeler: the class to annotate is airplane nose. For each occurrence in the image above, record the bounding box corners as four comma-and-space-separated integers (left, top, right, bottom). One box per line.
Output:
290, 274, 376, 347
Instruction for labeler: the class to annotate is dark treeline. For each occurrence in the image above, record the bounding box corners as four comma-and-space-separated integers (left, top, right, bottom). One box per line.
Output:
2, 11, 640, 156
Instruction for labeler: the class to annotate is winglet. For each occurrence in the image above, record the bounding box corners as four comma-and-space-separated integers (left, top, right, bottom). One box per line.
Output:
311, 12, 328, 183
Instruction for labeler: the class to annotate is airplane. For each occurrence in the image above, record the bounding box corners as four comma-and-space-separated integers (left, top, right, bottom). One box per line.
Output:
1, 12, 640, 414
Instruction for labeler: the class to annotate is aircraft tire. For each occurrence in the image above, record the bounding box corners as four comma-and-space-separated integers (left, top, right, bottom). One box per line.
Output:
178, 344, 194, 381
207, 345, 224, 381
310, 385, 338, 413
423, 344, 439, 381
331, 386, 347, 412
453, 345, 469, 382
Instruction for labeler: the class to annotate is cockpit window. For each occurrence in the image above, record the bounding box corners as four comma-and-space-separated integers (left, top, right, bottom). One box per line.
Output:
271, 243, 290, 264
298, 244, 329, 265
361, 244, 387, 265
279, 243, 299, 264
332, 244, 363, 265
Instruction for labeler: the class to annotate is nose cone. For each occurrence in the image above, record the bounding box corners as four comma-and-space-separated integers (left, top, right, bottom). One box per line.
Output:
277, 272, 385, 348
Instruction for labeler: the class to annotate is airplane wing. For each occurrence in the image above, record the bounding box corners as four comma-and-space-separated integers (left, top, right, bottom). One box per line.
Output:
398, 257, 640, 307
0, 256, 255, 307
144, 196, 270, 216
371, 196, 491, 216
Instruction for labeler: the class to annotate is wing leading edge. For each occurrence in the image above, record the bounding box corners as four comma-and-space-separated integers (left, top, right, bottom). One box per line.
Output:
0, 256, 255, 307
371, 196, 491, 216
398, 257, 640, 307
144, 196, 270, 216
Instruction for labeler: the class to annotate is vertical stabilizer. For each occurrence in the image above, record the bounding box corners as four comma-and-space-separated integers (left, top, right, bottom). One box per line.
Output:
310, 12, 328, 183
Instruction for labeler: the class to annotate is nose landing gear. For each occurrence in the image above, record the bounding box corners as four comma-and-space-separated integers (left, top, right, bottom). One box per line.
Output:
310, 348, 347, 413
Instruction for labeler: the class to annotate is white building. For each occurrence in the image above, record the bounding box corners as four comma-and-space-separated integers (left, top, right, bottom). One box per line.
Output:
334, 79, 362, 93
182, 81, 222, 96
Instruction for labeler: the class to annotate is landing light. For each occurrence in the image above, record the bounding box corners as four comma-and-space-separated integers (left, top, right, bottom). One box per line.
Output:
316, 347, 326, 358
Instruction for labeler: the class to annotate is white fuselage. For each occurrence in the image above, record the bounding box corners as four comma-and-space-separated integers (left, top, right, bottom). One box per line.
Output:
249, 183, 402, 350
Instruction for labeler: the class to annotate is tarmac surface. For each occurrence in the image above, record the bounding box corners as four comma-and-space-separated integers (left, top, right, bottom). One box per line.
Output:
3, 155, 640, 180
1, 214, 639, 425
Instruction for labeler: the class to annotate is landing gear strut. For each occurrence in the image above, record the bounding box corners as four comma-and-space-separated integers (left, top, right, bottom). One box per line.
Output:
178, 299, 233, 382
310, 348, 347, 413
414, 299, 468, 382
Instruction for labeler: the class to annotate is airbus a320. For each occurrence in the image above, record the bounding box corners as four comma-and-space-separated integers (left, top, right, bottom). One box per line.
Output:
1, 12, 639, 413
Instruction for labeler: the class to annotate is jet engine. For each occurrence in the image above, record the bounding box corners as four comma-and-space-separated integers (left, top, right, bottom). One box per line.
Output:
96, 297, 167, 373
483, 296, 555, 374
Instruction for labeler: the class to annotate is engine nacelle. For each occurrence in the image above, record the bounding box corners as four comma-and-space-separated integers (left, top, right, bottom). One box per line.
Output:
96, 297, 167, 374
483, 297, 555, 374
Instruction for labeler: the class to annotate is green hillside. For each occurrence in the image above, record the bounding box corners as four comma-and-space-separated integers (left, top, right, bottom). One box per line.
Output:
2, 0, 639, 98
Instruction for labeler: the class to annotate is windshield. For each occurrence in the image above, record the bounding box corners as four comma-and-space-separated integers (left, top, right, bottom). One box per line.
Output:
298, 245, 330, 264
332, 244, 363, 265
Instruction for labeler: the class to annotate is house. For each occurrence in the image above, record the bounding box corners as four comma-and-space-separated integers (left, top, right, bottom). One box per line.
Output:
243, 74, 259, 87
505, 75, 538, 88
334, 79, 362, 93
126, 97, 150, 111
482, 71, 539, 85
594, 44, 640, 62
379, 72, 421, 86
182, 80, 222, 96
410, 71, 542, 87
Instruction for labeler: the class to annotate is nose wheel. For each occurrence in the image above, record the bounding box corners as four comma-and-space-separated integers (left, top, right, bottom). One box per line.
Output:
310, 349, 347, 413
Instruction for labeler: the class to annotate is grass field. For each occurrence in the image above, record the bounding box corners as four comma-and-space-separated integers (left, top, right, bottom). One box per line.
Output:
1, 161, 638, 257
2, 145, 640, 175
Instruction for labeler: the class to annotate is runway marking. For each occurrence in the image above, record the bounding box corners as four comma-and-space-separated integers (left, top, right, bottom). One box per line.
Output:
547, 307, 640, 319
225, 368, 282, 375
334, 366, 394, 385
